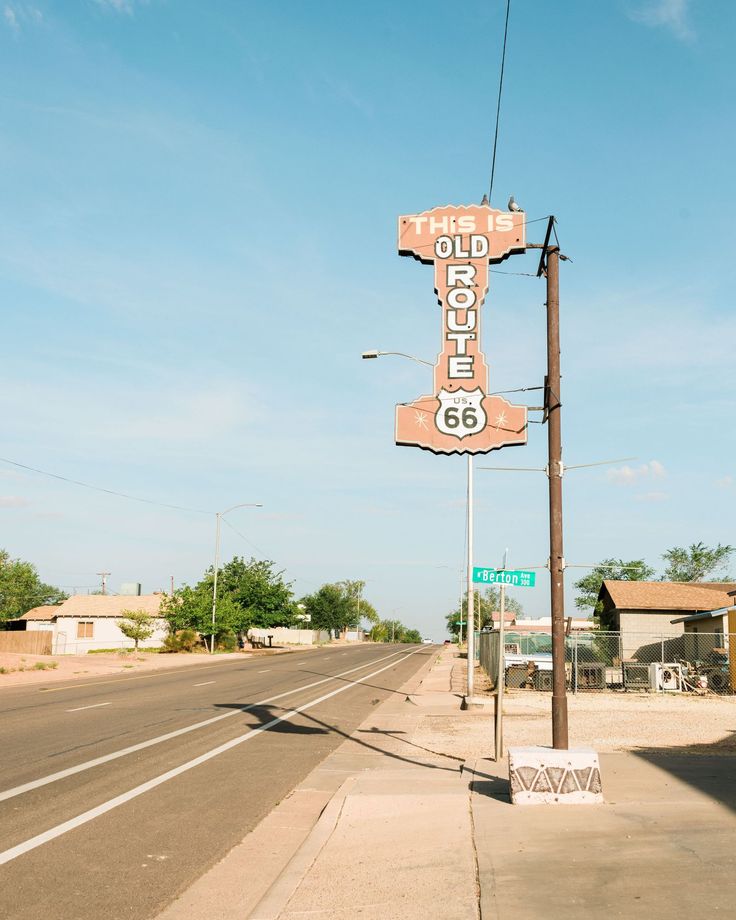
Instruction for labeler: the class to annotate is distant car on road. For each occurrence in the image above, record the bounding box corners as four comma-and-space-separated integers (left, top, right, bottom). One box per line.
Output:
422, 638, 434, 644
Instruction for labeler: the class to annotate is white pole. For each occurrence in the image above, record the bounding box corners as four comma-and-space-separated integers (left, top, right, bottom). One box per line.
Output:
495, 549, 509, 762
496, 548, 508, 760
210, 512, 221, 654
466, 454, 475, 699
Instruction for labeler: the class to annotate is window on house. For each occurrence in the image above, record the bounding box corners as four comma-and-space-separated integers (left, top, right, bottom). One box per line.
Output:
77, 621, 94, 639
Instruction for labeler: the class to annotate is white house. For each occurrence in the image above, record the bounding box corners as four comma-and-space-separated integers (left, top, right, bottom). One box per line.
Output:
19, 594, 169, 654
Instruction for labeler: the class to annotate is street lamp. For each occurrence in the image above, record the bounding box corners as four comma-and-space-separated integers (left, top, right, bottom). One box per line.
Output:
361, 350, 432, 367
210, 503, 263, 653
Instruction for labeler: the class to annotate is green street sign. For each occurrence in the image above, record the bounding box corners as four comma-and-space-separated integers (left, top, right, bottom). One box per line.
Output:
472, 568, 536, 588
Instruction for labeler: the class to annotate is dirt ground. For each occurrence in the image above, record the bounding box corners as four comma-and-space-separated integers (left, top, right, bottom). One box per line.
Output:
412, 656, 736, 758
0, 646, 299, 688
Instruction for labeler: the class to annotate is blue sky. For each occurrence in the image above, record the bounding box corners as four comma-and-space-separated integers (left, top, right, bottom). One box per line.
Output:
1, 0, 734, 638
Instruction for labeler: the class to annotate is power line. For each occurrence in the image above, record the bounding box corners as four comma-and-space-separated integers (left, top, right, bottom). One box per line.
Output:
221, 516, 270, 559
488, 0, 512, 203
0, 456, 211, 515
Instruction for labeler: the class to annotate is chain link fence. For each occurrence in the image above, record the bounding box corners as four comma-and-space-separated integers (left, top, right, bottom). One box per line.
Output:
477, 630, 734, 695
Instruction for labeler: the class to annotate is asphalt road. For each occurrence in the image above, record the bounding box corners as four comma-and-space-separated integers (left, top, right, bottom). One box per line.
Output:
0, 643, 432, 920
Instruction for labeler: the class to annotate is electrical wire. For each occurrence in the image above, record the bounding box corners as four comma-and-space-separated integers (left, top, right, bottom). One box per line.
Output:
221, 516, 270, 560
488, 0, 512, 203
0, 456, 212, 515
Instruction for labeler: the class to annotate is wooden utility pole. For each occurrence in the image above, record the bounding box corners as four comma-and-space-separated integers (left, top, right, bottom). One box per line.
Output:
545, 242, 569, 750
97, 571, 110, 596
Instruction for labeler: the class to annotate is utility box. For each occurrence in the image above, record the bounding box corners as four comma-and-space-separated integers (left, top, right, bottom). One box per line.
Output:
575, 663, 605, 690
649, 663, 683, 692
622, 661, 650, 690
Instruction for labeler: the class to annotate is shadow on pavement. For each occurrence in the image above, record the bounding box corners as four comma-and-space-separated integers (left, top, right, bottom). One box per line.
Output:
213, 702, 461, 774
293, 667, 421, 697
357, 726, 466, 763
632, 730, 736, 812
465, 760, 511, 803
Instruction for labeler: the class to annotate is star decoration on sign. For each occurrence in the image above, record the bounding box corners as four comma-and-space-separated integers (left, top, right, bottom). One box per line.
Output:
414, 410, 429, 430
495, 411, 507, 429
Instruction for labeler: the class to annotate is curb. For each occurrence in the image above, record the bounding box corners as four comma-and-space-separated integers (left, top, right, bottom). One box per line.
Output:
247, 777, 356, 920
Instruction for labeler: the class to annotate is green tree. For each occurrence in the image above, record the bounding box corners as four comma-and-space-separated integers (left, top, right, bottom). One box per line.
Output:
338, 580, 379, 628
445, 587, 525, 639
301, 584, 352, 633
118, 608, 156, 650
369, 619, 421, 643
0, 549, 67, 625
573, 559, 655, 619
216, 557, 296, 630
161, 556, 296, 645
662, 542, 734, 582
403, 628, 422, 643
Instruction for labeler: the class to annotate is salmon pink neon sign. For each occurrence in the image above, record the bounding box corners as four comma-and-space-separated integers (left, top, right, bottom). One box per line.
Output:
395, 204, 529, 455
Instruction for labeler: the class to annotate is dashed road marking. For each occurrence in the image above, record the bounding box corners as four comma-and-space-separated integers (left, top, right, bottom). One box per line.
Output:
66, 703, 112, 713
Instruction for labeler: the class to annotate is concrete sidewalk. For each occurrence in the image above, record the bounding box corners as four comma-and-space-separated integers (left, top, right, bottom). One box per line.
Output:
159, 647, 736, 919
469, 751, 736, 919
249, 649, 478, 920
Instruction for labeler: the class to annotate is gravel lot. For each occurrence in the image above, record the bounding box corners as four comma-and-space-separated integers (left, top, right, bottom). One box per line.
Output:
412, 656, 736, 758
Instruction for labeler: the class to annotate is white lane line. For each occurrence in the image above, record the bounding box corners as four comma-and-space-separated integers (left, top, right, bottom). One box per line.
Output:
193, 681, 215, 687
258, 670, 271, 673
0, 647, 422, 866
0, 648, 411, 805
65, 703, 112, 714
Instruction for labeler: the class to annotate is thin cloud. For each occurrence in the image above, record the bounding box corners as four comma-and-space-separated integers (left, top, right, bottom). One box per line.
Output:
629, 0, 695, 42
3, 6, 19, 32
607, 460, 667, 485
94, 0, 134, 13
717, 475, 734, 489
0, 495, 30, 508
635, 491, 669, 503
3, 3, 42, 33
94, 0, 151, 14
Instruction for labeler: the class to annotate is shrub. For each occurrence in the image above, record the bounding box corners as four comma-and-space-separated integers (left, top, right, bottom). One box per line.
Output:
162, 629, 201, 653
32, 661, 58, 670
216, 630, 238, 652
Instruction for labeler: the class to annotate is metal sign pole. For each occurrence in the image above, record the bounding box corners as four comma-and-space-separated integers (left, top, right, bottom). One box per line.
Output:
466, 454, 475, 699
496, 579, 506, 760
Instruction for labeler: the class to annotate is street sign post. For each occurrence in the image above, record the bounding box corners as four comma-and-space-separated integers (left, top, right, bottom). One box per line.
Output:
472, 567, 536, 588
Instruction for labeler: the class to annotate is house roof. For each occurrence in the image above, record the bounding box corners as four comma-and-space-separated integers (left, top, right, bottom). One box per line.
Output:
54, 594, 165, 618
670, 607, 734, 625
18, 605, 60, 621
600, 580, 736, 612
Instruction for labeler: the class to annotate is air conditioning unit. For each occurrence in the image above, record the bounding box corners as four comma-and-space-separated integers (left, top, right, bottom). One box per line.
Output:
649, 663, 683, 692
622, 661, 649, 690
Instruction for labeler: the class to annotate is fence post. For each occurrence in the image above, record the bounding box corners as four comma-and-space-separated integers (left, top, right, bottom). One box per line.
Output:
572, 634, 578, 694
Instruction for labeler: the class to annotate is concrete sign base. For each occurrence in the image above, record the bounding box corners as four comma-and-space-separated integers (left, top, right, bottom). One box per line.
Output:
461, 695, 495, 710
508, 746, 603, 805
